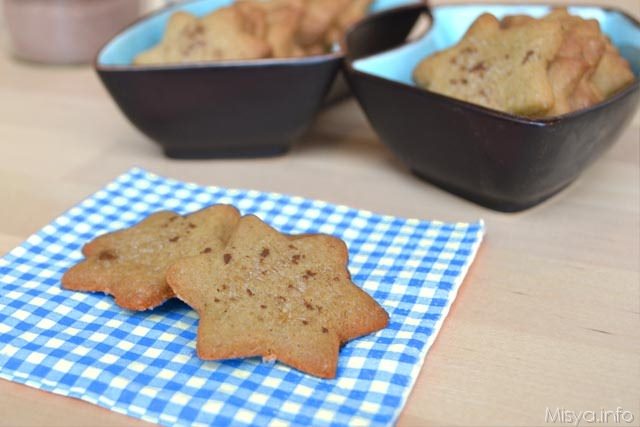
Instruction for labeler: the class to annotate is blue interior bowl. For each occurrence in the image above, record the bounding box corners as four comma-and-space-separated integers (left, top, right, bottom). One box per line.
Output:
95, 0, 421, 159
344, 3, 640, 212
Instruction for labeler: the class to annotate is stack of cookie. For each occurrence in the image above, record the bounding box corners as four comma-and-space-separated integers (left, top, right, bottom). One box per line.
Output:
62, 205, 389, 378
413, 8, 635, 117
134, 0, 373, 65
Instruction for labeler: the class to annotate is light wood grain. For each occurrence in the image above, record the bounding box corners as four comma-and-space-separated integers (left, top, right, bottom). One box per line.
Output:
0, 1, 639, 426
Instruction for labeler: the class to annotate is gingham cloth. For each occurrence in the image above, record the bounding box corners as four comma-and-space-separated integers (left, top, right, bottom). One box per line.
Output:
0, 168, 484, 427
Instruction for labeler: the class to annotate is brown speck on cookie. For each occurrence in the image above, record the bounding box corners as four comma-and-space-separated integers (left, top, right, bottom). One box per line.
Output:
98, 250, 118, 261
322, 327, 328, 333
169, 236, 180, 243
188, 223, 197, 229
214, 297, 220, 303
260, 304, 267, 309
260, 248, 270, 258
202, 247, 212, 254
222, 284, 228, 290
522, 50, 534, 65
301, 320, 308, 325
169, 216, 178, 222
292, 255, 301, 264
304, 300, 314, 310
469, 61, 486, 74
288, 244, 297, 250
246, 288, 254, 297
224, 254, 232, 264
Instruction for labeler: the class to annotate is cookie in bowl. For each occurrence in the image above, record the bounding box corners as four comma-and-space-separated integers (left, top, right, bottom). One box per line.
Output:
412, 8, 635, 118
95, 0, 416, 158
133, 0, 374, 65
344, 3, 639, 211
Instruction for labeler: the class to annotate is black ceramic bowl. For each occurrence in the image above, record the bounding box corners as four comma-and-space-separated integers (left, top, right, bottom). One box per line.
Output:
344, 3, 640, 212
96, 0, 420, 159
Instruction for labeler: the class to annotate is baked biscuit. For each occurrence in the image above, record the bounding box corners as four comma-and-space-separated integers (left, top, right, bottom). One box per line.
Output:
134, 8, 271, 65
590, 41, 635, 99
296, 0, 349, 49
166, 215, 389, 378
413, 14, 564, 116
238, 0, 306, 58
501, 8, 634, 116
62, 205, 240, 311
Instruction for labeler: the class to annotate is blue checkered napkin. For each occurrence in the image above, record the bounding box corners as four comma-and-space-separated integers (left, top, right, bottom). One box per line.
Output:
0, 168, 484, 426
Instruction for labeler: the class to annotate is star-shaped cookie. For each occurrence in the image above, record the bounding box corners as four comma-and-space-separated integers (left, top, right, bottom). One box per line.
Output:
62, 205, 240, 311
166, 215, 389, 378
413, 13, 564, 116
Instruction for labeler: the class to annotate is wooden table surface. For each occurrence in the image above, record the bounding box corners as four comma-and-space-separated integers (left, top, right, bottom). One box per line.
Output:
1, 1, 639, 426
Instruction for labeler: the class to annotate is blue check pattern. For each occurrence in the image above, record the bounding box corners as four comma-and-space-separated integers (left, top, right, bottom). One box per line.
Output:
0, 168, 484, 427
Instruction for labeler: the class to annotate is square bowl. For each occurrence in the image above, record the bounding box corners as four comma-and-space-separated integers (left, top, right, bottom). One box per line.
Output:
343, 3, 640, 212
95, 0, 420, 159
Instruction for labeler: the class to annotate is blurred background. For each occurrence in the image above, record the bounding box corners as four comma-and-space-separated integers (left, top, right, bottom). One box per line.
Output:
0, 0, 170, 65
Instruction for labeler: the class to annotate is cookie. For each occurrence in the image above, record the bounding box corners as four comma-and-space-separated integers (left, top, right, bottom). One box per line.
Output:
238, 0, 306, 58
296, 0, 349, 49
501, 8, 634, 116
590, 41, 635, 99
62, 205, 240, 311
413, 13, 563, 116
166, 214, 389, 378
545, 57, 590, 116
133, 8, 271, 65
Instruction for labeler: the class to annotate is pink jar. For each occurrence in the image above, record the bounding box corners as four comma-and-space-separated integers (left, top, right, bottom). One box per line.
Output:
3, 0, 141, 64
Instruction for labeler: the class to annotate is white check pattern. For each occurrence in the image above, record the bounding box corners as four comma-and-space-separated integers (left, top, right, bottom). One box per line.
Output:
0, 168, 484, 426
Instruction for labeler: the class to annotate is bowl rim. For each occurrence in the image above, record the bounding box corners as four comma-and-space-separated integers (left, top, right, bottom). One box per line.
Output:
94, 0, 343, 73
343, 1, 640, 126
